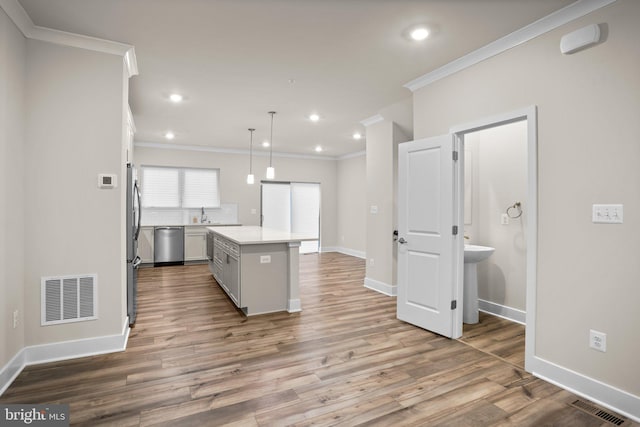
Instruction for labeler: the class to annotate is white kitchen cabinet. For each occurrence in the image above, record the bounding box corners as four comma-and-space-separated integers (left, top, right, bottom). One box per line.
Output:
138, 226, 154, 264
211, 234, 241, 305
184, 226, 208, 261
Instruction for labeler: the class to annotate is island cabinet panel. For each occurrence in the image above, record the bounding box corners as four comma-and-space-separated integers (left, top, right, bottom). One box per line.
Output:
240, 244, 288, 315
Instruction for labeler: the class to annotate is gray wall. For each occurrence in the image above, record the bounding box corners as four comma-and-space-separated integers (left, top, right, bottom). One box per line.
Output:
337, 153, 366, 256
0, 7, 26, 369
23, 39, 127, 346
413, 0, 640, 397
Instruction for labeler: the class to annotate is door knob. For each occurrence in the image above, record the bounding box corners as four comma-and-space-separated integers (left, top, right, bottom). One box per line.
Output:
398, 237, 408, 244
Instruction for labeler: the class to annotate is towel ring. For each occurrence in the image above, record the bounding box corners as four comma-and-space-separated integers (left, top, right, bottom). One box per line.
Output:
506, 202, 523, 219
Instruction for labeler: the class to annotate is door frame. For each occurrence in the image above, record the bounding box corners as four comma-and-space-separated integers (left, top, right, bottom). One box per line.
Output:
450, 106, 537, 372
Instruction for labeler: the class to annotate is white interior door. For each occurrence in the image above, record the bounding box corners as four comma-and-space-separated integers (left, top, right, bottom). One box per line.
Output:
397, 134, 461, 338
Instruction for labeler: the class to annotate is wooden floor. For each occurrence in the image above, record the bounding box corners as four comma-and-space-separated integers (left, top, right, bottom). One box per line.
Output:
1, 253, 635, 426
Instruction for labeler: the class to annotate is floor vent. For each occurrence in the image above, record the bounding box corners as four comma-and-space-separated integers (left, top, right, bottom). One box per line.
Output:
41, 274, 98, 325
571, 399, 629, 426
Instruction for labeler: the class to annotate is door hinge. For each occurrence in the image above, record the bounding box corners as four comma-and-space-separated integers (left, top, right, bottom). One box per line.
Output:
451, 300, 457, 310
452, 225, 458, 235
452, 150, 459, 161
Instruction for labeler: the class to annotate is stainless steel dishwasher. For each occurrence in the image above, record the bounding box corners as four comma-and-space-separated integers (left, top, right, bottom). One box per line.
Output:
154, 226, 184, 265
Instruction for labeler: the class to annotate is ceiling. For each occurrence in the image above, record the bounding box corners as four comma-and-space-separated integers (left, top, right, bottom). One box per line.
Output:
18, 0, 575, 157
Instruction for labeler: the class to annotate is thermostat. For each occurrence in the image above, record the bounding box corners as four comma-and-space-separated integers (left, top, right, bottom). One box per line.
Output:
98, 174, 117, 189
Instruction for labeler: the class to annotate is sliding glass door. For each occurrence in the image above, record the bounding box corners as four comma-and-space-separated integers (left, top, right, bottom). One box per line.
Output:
261, 182, 320, 254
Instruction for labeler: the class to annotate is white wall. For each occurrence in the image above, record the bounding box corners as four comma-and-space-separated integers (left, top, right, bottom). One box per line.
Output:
23, 39, 126, 345
465, 121, 527, 312
365, 121, 409, 293
336, 153, 366, 256
134, 146, 338, 248
0, 7, 26, 370
413, 0, 640, 407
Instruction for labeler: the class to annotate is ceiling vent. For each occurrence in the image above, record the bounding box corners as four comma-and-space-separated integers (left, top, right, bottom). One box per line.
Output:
41, 274, 98, 325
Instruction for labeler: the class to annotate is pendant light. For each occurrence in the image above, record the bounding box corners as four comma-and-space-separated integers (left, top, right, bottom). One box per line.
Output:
246, 128, 255, 184
266, 111, 276, 179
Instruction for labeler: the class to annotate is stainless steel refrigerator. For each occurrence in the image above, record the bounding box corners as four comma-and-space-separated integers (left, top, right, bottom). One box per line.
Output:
126, 164, 141, 326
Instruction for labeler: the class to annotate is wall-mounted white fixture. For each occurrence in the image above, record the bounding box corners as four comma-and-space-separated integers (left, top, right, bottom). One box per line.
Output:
169, 93, 183, 103
560, 24, 601, 54
309, 113, 320, 122
266, 111, 276, 179
98, 174, 117, 189
246, 128, 255, 185
164, 131, 175, 140
592, 204, 623, 224
353, 132, 362, 140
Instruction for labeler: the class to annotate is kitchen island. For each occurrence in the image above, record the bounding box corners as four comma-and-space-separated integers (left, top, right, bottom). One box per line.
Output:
206, 226, 314, 316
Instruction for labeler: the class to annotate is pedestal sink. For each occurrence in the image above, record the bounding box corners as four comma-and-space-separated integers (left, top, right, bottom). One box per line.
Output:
463, 245, 495, 324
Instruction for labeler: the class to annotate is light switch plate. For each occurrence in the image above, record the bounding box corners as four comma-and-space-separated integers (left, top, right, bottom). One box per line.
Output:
260, 255, 271, 264
592, 204, 623, 224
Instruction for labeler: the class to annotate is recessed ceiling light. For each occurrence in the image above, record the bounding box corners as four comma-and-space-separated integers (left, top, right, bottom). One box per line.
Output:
410, 27, 429, 41
262, 141, 270, 148
309, 113, 320, 122
315, 146, 323, 152
165, 131, 175, 140
353, 132, 362, 140
169, 93, 183, 103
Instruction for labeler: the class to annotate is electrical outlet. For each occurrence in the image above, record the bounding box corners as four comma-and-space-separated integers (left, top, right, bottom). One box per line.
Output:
369, 258, 375, 267
501, 213, 509, 225
13, 309, 19, 329
251, 208, 257, 215
589, 329, 606, 352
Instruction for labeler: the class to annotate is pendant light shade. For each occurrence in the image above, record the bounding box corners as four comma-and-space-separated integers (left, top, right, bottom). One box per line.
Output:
247, 128, 255, 184
266, 111, 276, 179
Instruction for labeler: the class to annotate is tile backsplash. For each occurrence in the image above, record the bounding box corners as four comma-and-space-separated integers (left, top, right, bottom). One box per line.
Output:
141, 203, 239, 226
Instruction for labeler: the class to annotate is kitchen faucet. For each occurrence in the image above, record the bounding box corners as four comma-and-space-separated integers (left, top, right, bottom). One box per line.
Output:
200, 207, 207, 223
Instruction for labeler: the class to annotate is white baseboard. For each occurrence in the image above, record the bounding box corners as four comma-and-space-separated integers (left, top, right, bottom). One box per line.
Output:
0, 347, 27, 396
364, 277, 396, 296
0, 319, 130, 396
320, 246, 366, 259
287, 299, 302, 313
529, 356, 640, 422
478, 299, 526, 325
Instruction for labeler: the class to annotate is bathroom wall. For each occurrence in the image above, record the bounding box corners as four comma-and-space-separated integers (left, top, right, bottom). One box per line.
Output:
464, 121, 528, 314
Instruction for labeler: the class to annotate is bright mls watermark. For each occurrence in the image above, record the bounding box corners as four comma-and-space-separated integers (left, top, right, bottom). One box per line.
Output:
1, 405, 69, 426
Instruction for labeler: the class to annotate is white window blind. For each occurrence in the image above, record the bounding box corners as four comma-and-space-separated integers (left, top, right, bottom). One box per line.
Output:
141, 167, 180, 208
141, 166, 220, 208
183, 169, 220, 208
261, 182, 320, 254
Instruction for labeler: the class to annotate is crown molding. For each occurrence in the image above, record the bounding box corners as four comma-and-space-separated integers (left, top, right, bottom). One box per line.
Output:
0, 0, 138, 77
404, 0, 618, 92
360, 114, 384, 127
338, 150, 366, 160
134, 141, 341, 161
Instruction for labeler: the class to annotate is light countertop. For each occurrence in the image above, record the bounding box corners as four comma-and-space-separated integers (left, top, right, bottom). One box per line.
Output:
141, 223, 241, 228
207, 226, 316, 245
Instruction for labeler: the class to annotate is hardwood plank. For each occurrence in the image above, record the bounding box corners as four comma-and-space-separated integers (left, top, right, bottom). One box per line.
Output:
1, 253, 636, 427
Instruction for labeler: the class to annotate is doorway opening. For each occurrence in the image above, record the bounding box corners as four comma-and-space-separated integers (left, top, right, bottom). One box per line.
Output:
452, 106, 537, 371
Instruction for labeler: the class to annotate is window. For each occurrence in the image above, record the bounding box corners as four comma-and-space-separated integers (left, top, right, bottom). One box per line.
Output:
141, 166, 220, 208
